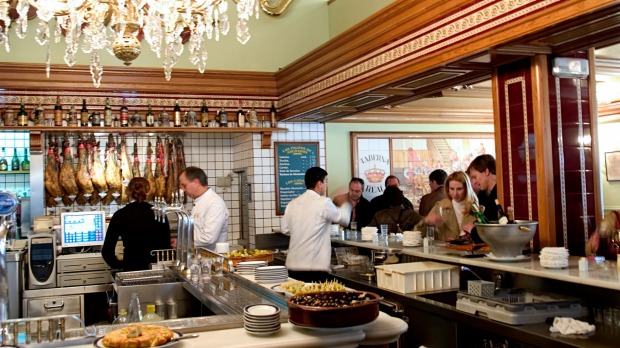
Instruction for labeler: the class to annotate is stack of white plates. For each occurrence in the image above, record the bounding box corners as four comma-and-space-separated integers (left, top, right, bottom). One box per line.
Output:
402, 231, 423, 246
540, 247, 569, 268
243, 304, 281, 336
361, 227, 378, 241
255, 265, 288, 284
236, 261, 268, 275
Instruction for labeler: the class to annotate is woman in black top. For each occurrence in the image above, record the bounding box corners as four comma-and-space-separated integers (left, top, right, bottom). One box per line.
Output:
102, 177, 171, 272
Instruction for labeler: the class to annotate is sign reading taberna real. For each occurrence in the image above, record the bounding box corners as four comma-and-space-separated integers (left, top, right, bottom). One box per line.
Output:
275, 142, 319, 215
0, 191, 18, 216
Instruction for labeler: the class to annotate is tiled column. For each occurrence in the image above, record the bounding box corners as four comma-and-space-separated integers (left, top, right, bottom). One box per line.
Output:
495, 53, 598, 255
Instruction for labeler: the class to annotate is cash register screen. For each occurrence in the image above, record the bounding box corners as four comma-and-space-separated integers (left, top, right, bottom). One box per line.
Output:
60, 211, 106, 248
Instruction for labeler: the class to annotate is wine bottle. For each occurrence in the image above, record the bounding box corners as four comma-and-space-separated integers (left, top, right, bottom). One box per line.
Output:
269, 102, 277, 128
237, 101, 246, 128
17, 102, 28, 126
495, 199, 509, 224
472, 203, 489, 224
21, 148, 30, 171
80, 99, 89, 126
0, 148, 8, 171
11, 148, 20, 171
173, 100, 182, 127
120, 98, 129, 127
104, 97, 113, 127
506, 206, 516, 224
146, 104, 155, 127
54, 96, 63, 127
218, 108, 228, 128
200, 100, 209, 127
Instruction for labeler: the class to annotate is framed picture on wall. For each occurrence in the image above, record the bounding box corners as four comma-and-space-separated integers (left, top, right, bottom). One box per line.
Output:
605, 151, 620, 181
351, 132, 495, 209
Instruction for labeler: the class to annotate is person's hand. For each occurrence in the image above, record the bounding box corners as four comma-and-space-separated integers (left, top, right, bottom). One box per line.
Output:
589, 231, 601, 254
170, 237, 177, 249
425, 213, 441, 225
462, 223, 475, 234
332, 193, 349, 207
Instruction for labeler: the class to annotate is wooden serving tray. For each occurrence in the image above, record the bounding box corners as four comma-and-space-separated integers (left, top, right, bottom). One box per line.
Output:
227, 253, 274, 266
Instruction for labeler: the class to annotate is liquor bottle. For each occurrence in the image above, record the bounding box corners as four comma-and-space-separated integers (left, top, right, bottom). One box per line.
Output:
0, 148, 8, 171
472, 203, 489, 224
146, 104, 155, 127
104, 97, 113, 127
495, 199, 509, 224
11, 148, 20, 171
17, 102, 28, 126
21, 148, 30, 171
218, 108, 228, 128
200, 100, 209, 127
269, 102, 277, 128
173, 100, 182, 127
33, 102, 45, 125
237, 101, 245, 128
68, 105, 78, 126
120, 98, 129, 127
54, 96, 63, 127
80, 99, 89, 126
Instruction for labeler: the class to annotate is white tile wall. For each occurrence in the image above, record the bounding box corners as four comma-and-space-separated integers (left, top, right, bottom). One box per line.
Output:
0, 131, 30, 196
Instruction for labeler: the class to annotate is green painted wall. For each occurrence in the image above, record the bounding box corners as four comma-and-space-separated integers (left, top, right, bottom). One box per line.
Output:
328, 0, 397, 38
599, 120, 620, 213
325, 122, 495, 196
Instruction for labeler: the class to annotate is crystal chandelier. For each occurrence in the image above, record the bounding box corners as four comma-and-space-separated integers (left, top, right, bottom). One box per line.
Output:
0, 0, 259, 87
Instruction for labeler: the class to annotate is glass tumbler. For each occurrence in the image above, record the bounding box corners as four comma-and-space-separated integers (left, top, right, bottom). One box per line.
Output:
201, 258, 213, 283
212, 256, 224, 277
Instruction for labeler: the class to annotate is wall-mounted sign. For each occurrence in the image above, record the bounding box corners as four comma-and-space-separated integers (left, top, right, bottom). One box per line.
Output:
275, 142, 319, 215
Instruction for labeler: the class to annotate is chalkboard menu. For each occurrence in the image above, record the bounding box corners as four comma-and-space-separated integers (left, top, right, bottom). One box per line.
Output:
275, 142, 319, 215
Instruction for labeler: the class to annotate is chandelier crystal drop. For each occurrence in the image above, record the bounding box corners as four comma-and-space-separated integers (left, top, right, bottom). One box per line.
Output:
0, 0, 259, 87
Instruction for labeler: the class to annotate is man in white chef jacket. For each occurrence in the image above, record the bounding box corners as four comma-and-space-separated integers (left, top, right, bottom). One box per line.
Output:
281, 166, 352, 282
179, 166, 229, 250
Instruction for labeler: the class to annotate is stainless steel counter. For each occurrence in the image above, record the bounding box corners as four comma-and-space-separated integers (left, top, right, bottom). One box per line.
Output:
332, 235, 620, 291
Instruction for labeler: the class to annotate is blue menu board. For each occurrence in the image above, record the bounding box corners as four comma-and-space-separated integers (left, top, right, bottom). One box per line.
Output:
275, 142, 319, 215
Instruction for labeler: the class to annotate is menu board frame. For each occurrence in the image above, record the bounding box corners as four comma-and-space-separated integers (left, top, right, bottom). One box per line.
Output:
275, 142, 319, 215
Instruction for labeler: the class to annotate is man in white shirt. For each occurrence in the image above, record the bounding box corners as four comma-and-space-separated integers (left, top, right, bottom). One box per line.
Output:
179, 166, 229, 251
281, 167, 352, 282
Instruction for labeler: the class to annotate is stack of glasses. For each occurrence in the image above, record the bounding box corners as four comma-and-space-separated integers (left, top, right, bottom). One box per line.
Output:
243, 304, 281, 336
539, 247, 569, 268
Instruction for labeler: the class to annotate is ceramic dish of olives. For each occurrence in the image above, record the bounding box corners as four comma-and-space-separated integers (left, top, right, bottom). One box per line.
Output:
286, 291, 381, 328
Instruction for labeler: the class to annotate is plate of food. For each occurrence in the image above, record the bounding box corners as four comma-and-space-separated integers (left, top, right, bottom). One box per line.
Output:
225, 249, 274, 266
93, 324, 182, 348
278, 279, 347, 297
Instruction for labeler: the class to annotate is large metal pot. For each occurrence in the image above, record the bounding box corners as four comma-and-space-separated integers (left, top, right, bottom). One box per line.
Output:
287, 291, 381, 328
476, 220, 538, 258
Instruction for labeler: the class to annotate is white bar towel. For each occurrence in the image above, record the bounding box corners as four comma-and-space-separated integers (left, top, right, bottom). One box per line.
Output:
549, 317, 595, 335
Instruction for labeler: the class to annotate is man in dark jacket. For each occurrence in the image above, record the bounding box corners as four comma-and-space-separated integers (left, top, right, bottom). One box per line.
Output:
369, 175, 414, 218
467, 154, 498, 222
418, 169, 447, 216
333, 178, 373, 229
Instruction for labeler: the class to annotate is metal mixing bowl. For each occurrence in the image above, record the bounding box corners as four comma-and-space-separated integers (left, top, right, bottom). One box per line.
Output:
476, 220, 538, 258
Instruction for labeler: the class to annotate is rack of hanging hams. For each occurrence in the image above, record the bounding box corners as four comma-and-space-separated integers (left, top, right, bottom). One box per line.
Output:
44, 133, 187, 207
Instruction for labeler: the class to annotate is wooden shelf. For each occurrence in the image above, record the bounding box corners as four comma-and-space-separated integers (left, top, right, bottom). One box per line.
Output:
1, 126, 287, 149
0, 170, 29, 175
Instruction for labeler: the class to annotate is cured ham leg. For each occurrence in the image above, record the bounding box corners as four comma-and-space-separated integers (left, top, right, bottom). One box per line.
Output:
154, 136, 166, 199
89, 136, 108, 193
165, 139, 175, 204
59, 137, 79, 197
144, 141, 156, 201
44, 136, 63, 201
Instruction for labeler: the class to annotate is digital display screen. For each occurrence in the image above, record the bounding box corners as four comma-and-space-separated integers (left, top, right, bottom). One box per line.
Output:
60, 211, 106, 248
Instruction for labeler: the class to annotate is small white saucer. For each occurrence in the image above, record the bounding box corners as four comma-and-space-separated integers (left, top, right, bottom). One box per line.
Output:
485, 253, 531, 262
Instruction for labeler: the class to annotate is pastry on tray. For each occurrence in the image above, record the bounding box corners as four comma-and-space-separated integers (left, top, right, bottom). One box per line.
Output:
102, 324, 174, 348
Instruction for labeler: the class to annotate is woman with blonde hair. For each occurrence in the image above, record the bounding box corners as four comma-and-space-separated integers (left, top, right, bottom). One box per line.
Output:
422, 171, 479, 241
587, 211, 619, 255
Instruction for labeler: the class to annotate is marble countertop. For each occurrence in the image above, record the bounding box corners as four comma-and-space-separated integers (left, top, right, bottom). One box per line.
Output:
331, 235, 620, 291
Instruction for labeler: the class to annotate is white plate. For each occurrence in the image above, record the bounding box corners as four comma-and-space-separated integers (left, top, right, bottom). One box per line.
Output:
244, 304, 280, 316
238, 261, 268, 266
94, 331, 181, 348
485, 253, 531, 262
256, 266, 286, 271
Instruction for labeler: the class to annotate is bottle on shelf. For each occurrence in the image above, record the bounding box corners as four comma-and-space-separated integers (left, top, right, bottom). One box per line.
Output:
200, 100, 209, 127
17, 101, 28, 126
146, 104, 155, 127
142, 304, 162, 322
0, 148, 8, 171
120, 98, 129, 127
67, 105, 78, 126
113, 308, 128, 324
54, 96, 63, 127
218, 108, 228, 128
237, 101, 246, 128
270, 102, 277, 128
11, 148, 19, 171
173, 99, 182, 127
33, 102, 45, 125
21, 148, 30, 171
495, 199, 509, 224
104, 97, 113, 127
127, 292, 142, 322
80, 99, 89, 126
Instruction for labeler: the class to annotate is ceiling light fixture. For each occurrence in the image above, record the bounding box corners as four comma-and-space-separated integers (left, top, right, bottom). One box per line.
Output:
0, 0, 260, 87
